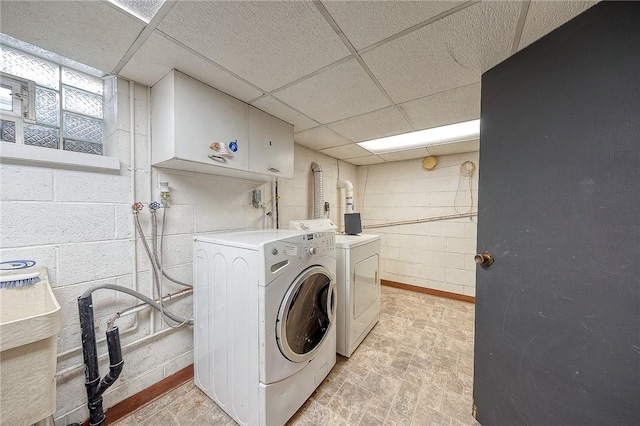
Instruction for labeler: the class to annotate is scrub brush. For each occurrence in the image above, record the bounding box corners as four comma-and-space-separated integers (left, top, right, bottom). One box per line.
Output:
0, 271, 41, 288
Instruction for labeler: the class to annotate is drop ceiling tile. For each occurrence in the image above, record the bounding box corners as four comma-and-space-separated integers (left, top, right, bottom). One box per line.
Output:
0, 1, 144, 72
427, 139, 479, 156
519, 1, 598, 50
119, 31, 262, 102
322, 0, 465, 50
294, 126, 352, 151
320, 143, 371, 160
347, 155, 386, 166
275, 58, 390, 124
378, 148, 431, 162
157, 1, 350, 92
327, 106, 413, 143
361, 1, 520, 104
252, 96, 319, 132
399, 83, 480, 131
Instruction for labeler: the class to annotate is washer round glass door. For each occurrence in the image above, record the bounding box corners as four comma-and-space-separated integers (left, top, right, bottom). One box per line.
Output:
276, 265, 336, 363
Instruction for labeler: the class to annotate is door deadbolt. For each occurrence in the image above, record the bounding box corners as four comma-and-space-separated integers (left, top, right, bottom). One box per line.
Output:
475, 251, 494, 267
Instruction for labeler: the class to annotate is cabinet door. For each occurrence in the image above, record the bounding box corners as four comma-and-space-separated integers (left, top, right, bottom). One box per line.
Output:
173, 71, 249, 172
248, 106, 294, 179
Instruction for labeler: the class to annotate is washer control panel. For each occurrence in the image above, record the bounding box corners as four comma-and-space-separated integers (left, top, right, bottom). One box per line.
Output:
265, 232, 334, 259
302, 232, 335, 256
264, 231, 335, 279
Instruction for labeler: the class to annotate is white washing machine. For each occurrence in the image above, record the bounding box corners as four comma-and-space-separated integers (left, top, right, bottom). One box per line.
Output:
290, 220, 381, 357
193, 230, 336, 426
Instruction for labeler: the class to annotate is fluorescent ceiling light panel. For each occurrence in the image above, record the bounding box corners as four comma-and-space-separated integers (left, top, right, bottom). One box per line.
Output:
108, 0, 165, 23
357, 119, 480, 154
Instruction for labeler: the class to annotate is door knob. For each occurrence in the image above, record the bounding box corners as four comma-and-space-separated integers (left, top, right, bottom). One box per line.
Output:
475, 251, 494, 267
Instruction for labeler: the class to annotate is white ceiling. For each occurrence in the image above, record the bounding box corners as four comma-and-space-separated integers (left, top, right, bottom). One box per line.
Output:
0, 0, 598, 165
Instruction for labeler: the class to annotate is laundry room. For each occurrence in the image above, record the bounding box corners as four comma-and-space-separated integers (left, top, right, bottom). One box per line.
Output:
1, 2, 638, 426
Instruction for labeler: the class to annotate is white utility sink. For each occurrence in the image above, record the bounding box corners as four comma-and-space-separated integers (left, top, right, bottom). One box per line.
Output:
0, 267, 61, 426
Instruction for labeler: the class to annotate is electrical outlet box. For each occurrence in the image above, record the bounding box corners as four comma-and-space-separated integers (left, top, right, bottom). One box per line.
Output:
159, 181, 170, 207
252, 189, 261, 208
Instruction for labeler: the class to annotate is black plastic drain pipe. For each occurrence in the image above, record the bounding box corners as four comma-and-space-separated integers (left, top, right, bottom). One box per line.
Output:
78, 294, 124, 426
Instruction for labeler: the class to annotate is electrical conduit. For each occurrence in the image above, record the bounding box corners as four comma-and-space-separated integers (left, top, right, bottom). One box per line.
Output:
311, 162, 323, 219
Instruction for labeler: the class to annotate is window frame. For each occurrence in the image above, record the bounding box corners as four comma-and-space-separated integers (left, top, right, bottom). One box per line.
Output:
0, 45, 119, 171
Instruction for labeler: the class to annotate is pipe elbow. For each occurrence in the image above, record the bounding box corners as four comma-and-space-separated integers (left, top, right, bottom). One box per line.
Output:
337, 180, 353, 191
311, 162, 322, 173
96, 360, 124, 397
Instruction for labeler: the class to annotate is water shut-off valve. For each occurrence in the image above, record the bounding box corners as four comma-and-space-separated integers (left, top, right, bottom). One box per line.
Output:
149, 201, 161, 212
131, 202, 144, 213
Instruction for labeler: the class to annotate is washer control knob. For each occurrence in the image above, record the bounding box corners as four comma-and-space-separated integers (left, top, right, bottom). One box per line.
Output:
272, 248, 278, 255
309, 247, 317, 255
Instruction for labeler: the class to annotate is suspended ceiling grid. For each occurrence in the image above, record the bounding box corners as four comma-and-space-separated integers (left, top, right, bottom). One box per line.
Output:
0, 0, 598, 165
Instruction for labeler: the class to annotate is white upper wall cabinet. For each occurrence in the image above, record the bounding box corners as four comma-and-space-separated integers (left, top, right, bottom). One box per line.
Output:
248, 106, 294, 179
151, 70, 293, 181
152, 70, 249, 172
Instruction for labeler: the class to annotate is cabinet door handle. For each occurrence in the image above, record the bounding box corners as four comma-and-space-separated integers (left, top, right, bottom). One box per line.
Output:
268, 167, 280, 173
208, 154, 227, 163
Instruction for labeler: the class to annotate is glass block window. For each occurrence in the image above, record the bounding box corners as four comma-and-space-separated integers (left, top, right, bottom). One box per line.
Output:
62, 68, 103, 95
35, 87, 59, 125
63, 87, 103, 118
24, 124, 58, 148
1, 119, 16, 143
1, 45, 59, 89
0, 43, 105, 155
63, 112, 103, 143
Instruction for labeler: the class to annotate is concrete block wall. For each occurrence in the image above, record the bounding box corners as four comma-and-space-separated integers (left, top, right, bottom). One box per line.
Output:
355, 152, 479, 297
0, 71, 476, 424
0, 78, 270, 425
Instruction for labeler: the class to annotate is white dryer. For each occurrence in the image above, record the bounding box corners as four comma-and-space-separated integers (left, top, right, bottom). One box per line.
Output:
193, 230, 337, 426
290, 220, 381, 357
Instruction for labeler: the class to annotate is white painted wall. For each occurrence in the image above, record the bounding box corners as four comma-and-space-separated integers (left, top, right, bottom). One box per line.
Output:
355, 152, 479, 297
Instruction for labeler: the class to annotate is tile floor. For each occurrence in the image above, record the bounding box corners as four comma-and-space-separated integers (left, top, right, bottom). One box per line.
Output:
112, 286, 479, 426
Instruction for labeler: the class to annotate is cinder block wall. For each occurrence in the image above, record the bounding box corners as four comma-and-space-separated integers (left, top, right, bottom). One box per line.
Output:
0, 78, 271, 425
0, 75, 476, 425
355, 152, 479, 297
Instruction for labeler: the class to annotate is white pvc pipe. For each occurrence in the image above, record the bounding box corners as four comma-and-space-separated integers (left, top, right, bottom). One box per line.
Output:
337, 180, 354, 214
128, 80, 141, 333
146, 85, 156, 335
130, 81, 138, 285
